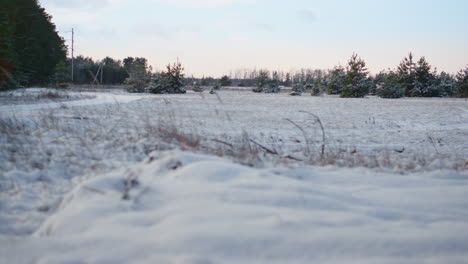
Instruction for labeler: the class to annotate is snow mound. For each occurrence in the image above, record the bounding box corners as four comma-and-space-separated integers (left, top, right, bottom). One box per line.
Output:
16, 151, 468, 263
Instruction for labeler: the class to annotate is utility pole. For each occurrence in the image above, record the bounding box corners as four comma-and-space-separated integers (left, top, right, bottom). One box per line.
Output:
71, 28, 74, 83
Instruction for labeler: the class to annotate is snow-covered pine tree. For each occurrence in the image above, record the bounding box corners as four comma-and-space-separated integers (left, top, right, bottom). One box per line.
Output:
397, 53, 416, 96
410, 56, 437, 97
325, 66, 345, 95
341, 53, 370, 97
253, 70, 269, 93
125, 58, 150, 93
432, 72, 456, 97
292, 82, 304, 92
375, 71, 405, 98
290, 83, 303, 96
264, 71, 280, 93
311, 70, 324, 96
148, 61, 186, 94
456, 65, 468, 97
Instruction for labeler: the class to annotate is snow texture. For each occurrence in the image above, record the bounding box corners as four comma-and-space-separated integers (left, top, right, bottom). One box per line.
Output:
2, 151, 468, 264
1, 88, 467, 263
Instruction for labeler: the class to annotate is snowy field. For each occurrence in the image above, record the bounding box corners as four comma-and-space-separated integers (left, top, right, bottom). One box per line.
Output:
1, 88, 467, 263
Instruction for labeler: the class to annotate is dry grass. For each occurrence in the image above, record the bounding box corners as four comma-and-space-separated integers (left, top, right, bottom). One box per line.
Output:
1, 92, 466, 195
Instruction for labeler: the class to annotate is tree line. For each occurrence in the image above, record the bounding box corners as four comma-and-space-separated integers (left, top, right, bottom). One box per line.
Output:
1, 1, 466, 97
94, 53, 468, 98
210, 54, 467, 98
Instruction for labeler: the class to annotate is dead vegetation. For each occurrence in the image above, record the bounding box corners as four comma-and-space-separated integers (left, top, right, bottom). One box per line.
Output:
1, 91, 466, 195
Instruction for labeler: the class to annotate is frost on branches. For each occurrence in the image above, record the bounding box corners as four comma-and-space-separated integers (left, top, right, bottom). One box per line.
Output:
340, 54, 371, 98
253, 70, 280, 93
148, 62, 186, 94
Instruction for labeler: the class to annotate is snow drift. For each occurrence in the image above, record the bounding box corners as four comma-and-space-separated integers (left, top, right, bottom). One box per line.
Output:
14, 151, 466, 264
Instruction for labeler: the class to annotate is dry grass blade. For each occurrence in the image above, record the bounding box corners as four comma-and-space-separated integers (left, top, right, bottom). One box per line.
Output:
299, 111, 326, 158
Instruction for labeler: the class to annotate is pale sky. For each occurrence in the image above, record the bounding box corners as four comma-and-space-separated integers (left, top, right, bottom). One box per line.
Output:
40, 0, 468, 77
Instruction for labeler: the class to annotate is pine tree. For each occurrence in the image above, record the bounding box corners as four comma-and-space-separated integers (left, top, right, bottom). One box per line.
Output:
148, 61, 186, 94
397, 53, 416, 96
410, 56, 437, 97
219, 75, 231, 86
125, 57, 150, 92
265, 71, 280, 93
0, 0, 66, 88
341, 53, 370, 97
253, 70, 269, 93
101, 57, 128, 85
284, 73, 292, 87
375, 71, 405, 98
456, 65, 468, 97
52, 60, 69, 87
0, 0, 16, 90
311, 70, 324, 96
432, 72, 456, 97
326, 66, 346, 95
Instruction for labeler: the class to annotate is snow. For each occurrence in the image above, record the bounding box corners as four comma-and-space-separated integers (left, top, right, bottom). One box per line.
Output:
0, 88, 145, 113
0, 88, 467, 263
2, 151, 468, 263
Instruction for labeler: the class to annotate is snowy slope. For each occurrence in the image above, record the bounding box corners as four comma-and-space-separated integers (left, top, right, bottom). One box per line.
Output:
2, 151, 467, 264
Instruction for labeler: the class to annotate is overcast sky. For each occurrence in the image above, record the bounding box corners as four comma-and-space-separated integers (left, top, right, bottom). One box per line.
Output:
40, 0, 468, 77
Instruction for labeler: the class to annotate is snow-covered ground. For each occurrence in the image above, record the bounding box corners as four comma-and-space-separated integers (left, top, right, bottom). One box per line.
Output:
1, 88, 467, 263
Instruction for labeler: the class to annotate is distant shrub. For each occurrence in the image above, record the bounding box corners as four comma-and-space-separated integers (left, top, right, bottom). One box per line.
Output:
126, 79, 147, 93
264, 80, 280, 93
311, 83, 320, 96
292, 83, 304, 93
219, 75, 231, 86
192, 81, 203, 92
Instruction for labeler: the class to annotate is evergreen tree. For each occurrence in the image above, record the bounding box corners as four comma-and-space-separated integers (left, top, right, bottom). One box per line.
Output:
284, 73, 292, 87
0, 0, 16, 90
265, 71, 280, 93
410, 56, 437, 97
456, 65, 468, 97
101, 57, 128, 85
311, 70, 324, 95
326, 66, 345, 94
52, 60, 69, 87
125, 57, 150, 92
375, 71, 405, 98
148, 61, 186, 94
253, 70, 269, 93
397, 53, 416, 96
219, 75, 231, 86
0, 0, 66, 88
341, 53, 370, 97
432, 72, 456, 97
